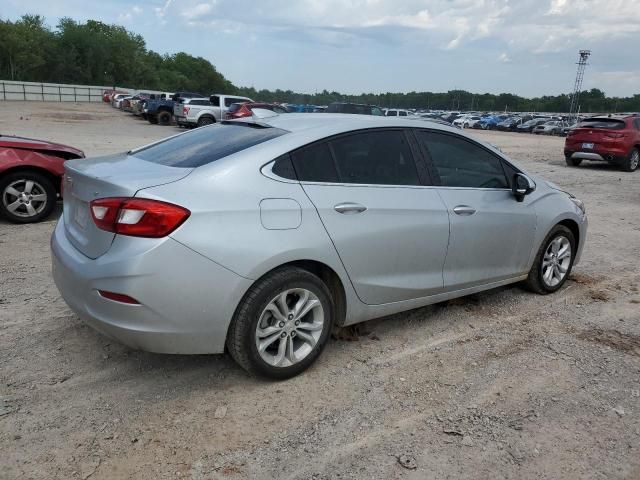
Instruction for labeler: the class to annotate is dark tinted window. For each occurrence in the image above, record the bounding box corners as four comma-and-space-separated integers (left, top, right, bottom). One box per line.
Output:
271, 154, 297, 180
291, 143, 339, 183
210, 95, 220, 107
578, 118, 625, 130
189, 100, 210, 106
634, 119, 640, 130
399, 111, 407, 117
330, 130, 419, 185
133, 124, 287, 168
387, 110, 398, 116
225, 97, 246, 107
417, 131, 508, 188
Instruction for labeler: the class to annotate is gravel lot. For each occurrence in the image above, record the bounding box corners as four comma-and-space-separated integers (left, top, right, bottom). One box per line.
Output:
1, 102, 639, 480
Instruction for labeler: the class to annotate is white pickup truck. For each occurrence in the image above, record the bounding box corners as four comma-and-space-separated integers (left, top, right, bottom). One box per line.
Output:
174, 94, 252, 128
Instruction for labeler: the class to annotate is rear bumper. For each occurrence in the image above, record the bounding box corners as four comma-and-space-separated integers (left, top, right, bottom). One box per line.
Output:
51, 219, 252, 354
564, 149, 626, 164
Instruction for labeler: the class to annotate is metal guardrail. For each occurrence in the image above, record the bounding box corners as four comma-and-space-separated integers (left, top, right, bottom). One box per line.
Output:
0, 81, 120, 102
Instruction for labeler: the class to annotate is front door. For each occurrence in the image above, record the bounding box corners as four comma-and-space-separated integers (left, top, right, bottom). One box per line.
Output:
415, 129, 537, 290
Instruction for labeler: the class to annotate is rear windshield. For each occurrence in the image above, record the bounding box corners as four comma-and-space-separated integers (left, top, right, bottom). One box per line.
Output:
228, 103, 243, 113
133, 123, 287, 168
578, 118, 626, 130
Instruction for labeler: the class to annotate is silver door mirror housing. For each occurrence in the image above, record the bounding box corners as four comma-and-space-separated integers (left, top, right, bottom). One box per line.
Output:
512, 173, 536, 202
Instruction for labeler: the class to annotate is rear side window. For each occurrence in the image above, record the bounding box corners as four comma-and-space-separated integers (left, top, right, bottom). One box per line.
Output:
291, 143, 339, 183
330, 130, 419, 185
634, 119, 640, 130
417, 131, 508, 189
387, 110, 398, 116
271, 154, 297, 180
578, 118, 626, 130
399, 111, 407, 117
133, 124, 287, 168
210, 96, 220, 107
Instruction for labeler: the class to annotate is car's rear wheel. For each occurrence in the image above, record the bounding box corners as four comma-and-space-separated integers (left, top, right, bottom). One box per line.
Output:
197, 116, 215, 127
621, 148, 639, 172
0, 171, 56, 223
525, 225, 576, 294
565, 156, 582, 167
226, 267, 334, 379
157, 111, 172, 126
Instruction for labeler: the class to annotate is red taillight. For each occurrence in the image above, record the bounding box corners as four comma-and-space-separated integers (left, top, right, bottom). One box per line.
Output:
183, 106, 190, 115
604, 132, 626, 139
90, 197, 190, 238
98, 290, 140, 304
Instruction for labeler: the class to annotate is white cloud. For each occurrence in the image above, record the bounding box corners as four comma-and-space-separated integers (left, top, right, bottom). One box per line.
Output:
499, 53, 511, 63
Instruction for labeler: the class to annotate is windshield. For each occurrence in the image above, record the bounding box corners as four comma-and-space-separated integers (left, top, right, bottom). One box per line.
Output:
132, 123, 287, 168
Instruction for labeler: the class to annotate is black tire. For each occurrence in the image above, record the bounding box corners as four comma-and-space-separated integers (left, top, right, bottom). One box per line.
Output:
0, 171, 57, 223
621, 147, 639, 172
565, 156, 582, 167
197, 116, 215, 127
157, 110, 172, 126
524, 225, 576, 294
226, 266, 334, 379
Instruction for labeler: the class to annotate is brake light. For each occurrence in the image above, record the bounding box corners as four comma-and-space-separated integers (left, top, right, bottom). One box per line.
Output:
604, 132, 626, 139
90, 198, 190, 238
183, 106, 190, 115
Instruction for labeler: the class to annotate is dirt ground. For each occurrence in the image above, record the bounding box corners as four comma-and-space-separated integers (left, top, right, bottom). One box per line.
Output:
1, 102, 639, 480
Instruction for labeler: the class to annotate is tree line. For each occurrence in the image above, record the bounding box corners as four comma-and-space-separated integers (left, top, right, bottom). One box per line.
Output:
1, 15, 639, 113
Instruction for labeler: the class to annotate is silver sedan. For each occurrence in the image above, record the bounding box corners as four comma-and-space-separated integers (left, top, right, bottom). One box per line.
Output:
51, 113, 587, 378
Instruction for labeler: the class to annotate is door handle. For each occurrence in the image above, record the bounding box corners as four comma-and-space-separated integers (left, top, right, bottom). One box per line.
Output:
453, 205, 476, 216
334, 203, 367, 214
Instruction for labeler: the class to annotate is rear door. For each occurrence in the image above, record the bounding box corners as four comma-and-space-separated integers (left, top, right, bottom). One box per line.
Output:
415, 129, 537, 290
293, 128, 450, 305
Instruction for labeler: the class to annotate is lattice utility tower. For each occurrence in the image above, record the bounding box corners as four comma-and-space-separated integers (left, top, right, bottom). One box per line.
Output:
569, 50, 591, 121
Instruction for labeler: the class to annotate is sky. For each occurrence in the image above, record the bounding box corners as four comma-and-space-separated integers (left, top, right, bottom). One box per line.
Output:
3, 0, 640, 97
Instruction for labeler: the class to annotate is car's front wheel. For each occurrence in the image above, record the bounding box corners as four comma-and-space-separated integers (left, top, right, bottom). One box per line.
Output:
525, 225, 576, 294
227, 267, 334, 379
0, 171, 56, 223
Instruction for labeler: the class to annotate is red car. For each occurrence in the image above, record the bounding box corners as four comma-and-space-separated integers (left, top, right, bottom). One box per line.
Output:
0, 135, 84, 223
564, 114, 640, 172
225, 102, 288, 120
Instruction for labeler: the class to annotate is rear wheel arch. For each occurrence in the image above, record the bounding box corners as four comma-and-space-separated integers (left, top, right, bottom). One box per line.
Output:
238, 260, 347, 328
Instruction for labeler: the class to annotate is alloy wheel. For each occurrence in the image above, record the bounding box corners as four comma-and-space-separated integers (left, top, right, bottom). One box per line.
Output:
630, 150, 639, 170
2, 179, 48, 219
255, 288, 324, 367
541, 236, 572, 287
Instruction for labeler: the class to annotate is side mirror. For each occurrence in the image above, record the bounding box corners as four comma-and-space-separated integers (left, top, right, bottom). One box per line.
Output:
512, 173, 536, 202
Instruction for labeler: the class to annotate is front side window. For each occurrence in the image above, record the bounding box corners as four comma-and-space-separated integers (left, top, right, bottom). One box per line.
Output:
417, 131, 508, 189
330, 130, 420, 185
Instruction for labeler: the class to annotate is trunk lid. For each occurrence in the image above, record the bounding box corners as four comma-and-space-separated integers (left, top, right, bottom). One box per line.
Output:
62, 153, 192, 259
